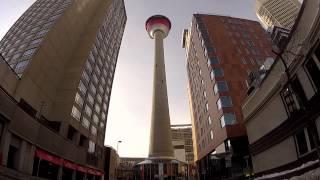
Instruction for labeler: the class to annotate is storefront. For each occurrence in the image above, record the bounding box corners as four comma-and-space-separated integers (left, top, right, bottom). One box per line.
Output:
32, 149, 104, 180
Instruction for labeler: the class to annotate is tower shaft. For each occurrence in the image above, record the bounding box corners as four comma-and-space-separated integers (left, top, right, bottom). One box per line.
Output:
149, 30, 174, 158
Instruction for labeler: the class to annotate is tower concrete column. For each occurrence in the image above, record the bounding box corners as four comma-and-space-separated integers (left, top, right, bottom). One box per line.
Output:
146, 15, 174, 159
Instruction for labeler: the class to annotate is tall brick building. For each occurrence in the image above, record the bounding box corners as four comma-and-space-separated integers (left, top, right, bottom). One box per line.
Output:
183, 14, 274, 179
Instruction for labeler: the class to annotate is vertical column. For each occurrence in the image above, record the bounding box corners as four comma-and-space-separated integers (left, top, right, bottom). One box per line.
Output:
2, 131, 11, 166
17, 141, 27, 172
57, 166, 63, 180
72, 170, 76, 180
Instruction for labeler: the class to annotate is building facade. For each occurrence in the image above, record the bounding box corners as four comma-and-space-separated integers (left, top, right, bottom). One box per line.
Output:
0, 0, 126, 179
171, 124, 194, 163
256, 0, 301, 29
243, 0, 320, 178
104, 146, 119, 180
183, 14, 274, 179
117, 157, 145, 180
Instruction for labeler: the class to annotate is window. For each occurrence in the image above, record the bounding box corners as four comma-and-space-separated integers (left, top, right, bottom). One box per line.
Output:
315, 44, 320, 61
75, 93, 84, 107
81, 117, 90, 129
97, 94, 102, 104
92, 74, 98, 84
237, 48, 242, 54
281, 87, 298, 115
82, 71, 90, 83
88, 141, 95, 153
220, 113, 236, 127
256, 59, 263, 65
296, 130, 308, 155
37, 29, 49, 37
247, 40, 255, 47
71, 106, 81, 121
207, 47, 215, 53
101, 78, 106, 86
94, 104, 101, 114
209, 57, 219, 65
295, 125, 319, 156
91, 126, 97, 136
210, 68, 224, 80
30, 38, 42, 46
87, 94, 94, 105
291, 77, 308, 106
78, 81, 87, 95
84, 105, 92, 117
102, 103, 108, 112
49, 14, 60, 21
95, 65, 101, 75
15, 60, 29, 73
214, 81, 229, 94
250, 58, 255, 65
305, 58, 320, 91
241, 57, 247, 64
93, 114, 99, 125
217, 96, 233, 109
67, 126, 77, 141
106, 86, 111, 94
99, 85, 104, 94
23, 48, 36, 57
100, 122, 105, 129
208, 116, 212, 125
86, 61, 92, 73
210, 130, 213, 140
101, 112, 106, 121
90, 83, 96, 95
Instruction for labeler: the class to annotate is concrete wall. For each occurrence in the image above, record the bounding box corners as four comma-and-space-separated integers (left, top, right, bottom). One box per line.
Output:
173, 140, 186, 162
243, 59, 286, 122
0, 88, 95, 173
252, 137, 297, 173
297, 64, 316, 100
13, 0, 112, 134
0, 63, 19, 95
246, 94, 288, 143
108, 148, 119, 180
243, 0, 320, 175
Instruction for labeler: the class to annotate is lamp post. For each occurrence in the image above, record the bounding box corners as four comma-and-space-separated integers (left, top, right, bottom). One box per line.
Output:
117, 140, 122, 153
116, 141, 122, 180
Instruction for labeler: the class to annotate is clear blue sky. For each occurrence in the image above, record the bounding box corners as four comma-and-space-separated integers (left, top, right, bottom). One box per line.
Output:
0, 0, 259, 157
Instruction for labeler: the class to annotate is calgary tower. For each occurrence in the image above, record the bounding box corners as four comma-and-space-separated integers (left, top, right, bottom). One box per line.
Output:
137, 15, 181, 180
146, 15, 174, 159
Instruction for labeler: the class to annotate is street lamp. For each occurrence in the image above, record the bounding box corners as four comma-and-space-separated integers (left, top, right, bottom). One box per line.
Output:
117, 140, 122, 153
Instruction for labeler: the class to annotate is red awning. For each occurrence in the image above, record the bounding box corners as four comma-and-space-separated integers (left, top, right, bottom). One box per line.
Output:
35, 149, 63, 166
64, 160, 77, 170
77, 166, 88, 173
35, 149, 104, 176
87, 169, 95, 175
95, 170, 104, 176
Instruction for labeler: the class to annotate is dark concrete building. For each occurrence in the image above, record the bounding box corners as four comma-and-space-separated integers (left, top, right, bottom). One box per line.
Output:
243, 0, 320, 178
0, 0, 126, 179
183, 14, 273, 179
104, 146, 119, 180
